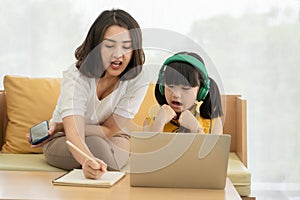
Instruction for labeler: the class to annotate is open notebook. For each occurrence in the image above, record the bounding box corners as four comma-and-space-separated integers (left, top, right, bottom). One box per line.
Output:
52, 169, 125, 188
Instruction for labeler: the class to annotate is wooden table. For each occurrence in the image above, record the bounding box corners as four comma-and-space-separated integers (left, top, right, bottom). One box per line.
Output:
0, 171, 242, 200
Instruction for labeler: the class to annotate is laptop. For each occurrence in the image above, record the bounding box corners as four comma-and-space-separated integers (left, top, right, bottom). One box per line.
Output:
130, 132, 231, 189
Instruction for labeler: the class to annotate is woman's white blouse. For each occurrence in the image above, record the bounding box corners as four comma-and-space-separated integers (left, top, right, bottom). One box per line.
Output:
50, 65, 148, 125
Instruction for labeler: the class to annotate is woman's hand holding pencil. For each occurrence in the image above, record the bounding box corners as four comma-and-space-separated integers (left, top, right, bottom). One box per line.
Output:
66, 140, 107, 179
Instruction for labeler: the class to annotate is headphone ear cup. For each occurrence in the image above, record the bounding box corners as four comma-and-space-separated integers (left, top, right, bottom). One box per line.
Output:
197, 87, 205, 101
197, 79, 210, 101
197, 85, 209, 101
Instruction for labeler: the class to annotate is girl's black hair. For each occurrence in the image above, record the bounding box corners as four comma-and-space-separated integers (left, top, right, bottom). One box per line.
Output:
75, 9, 145, 80
155, 52, 223, 119
200, 77, 223, 118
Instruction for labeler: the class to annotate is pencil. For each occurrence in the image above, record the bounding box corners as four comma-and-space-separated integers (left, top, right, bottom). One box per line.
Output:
66, 140, 100, 168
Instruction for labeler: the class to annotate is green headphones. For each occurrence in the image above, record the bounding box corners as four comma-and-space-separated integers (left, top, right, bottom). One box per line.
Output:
158, 54, 210, 101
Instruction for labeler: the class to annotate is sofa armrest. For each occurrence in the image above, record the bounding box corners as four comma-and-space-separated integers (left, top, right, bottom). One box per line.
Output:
222, 95, 248, 168
0, 90, 7, 149
236, 96, 247, 167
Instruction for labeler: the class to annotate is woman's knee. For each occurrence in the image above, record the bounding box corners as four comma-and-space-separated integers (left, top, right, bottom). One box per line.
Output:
85, 136, 130, 170
43, 137, 80, 170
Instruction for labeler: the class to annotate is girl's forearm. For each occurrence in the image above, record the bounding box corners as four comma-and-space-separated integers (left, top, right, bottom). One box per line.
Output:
211, 117, 223, 134
150, 118, 165, 133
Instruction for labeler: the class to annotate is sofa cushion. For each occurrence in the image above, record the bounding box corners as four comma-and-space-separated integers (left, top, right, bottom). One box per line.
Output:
132, 83, 158, 128
228, 152, 251, 196
1, 76, 61, 153
0, 152, 65, 171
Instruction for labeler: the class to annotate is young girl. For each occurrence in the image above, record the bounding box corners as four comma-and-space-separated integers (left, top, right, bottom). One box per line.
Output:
146, 52, 223, 134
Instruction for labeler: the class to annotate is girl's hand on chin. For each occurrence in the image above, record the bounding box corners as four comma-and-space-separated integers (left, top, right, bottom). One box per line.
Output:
179, 110, 203, 133
160, 104, 177, 124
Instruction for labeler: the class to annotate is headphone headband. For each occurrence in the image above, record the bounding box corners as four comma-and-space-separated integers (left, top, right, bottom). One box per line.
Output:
158, 53, 210, 101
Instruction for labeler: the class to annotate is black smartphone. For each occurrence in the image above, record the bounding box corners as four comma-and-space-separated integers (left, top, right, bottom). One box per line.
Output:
30, 120, 50, 145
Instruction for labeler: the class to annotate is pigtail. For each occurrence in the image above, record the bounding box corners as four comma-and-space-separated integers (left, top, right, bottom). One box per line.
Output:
200, 78, 223, 119
154, 82, 167, 106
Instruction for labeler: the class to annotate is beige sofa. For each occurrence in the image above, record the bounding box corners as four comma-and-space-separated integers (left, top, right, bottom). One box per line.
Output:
0, 75, 254, 199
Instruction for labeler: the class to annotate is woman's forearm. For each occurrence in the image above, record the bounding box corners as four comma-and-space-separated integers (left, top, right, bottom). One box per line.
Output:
63, 116, 96, 165
85, 124, 108, 138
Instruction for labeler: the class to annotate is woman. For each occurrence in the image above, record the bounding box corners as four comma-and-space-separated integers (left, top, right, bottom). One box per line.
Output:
36, 9, 147, 179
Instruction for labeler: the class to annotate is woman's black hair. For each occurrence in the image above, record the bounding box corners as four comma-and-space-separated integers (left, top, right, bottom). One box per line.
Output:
155, 52, 223, 119
74, 9, 145, 80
